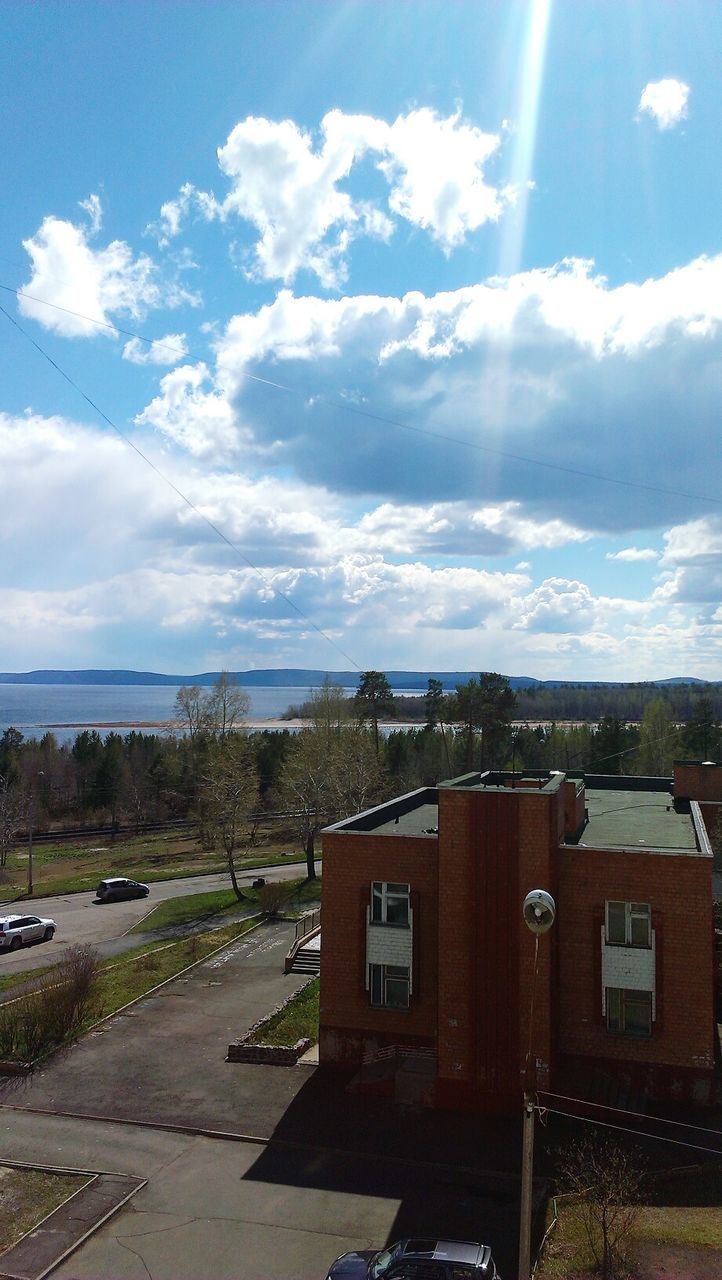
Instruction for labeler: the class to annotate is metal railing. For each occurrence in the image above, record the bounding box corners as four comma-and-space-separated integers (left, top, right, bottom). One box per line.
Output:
293, 908, 321, 947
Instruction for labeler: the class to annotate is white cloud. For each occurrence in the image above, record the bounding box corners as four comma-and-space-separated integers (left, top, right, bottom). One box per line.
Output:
510, 577, 649, 634
606, 547, 658, 562
19, 212, 198, 338
638, 79, 690, 130
202, 252, 722, 537
78, 192, 103, 234
134, 363, 244, 457
655, 516, 722, 606
155, 107, 507, 284
122, 333, 189, 365
379, 108, 505, 250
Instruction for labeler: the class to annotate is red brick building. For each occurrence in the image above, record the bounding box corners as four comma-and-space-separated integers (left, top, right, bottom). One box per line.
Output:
319, 762, 721, 1113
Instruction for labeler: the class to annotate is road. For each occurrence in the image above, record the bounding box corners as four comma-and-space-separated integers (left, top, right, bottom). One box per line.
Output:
0, 859, 317, 977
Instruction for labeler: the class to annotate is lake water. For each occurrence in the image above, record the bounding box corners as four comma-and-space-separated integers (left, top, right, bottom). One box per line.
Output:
0, 684, 327, 744
0, 683, 423, 744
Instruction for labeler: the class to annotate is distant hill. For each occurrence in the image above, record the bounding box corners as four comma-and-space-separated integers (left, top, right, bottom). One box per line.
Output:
0, 668, 712, 690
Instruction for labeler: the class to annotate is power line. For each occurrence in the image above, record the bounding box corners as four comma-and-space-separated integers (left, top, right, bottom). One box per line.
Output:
2, 281, 722, 511
0, 302, 362, 673
539, 1089, 722, 1140
539, 1103, 722, 1159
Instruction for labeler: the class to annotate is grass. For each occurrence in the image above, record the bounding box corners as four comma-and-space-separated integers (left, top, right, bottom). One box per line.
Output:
0, 918, 261, 1060
0, 821, 308, 900
88, 919, 261, 1023
129, 874, 321, 933
247, 976, 319, 1047
0, 1167, 90, 1253
539, 1165, 722, 1276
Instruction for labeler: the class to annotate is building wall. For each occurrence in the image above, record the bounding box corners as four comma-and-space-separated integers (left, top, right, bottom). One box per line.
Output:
319, 831, 438, 1066
674, 761, 722, 803
516, 789, 561, 1095
556, 845, 715, 1099
436, 787, 523, 1110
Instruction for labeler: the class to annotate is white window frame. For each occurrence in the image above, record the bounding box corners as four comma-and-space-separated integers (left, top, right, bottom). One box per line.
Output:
370, 881, 410, 927
369, 963, 410, 1009
605, 900, 651, 948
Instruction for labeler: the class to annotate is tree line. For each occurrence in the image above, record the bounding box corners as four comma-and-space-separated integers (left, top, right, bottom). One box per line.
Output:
1, 671, 719, 882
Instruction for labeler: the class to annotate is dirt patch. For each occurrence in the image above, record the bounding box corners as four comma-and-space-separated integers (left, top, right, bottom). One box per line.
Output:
633, 1239, 722, 1278
0, 1165, 88, 1253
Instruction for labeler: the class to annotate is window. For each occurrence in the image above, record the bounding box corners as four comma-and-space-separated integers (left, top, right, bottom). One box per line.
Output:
606, 901, 651, 948
371, 881, 410, 926
606, 987, 652, 1037
370, 963, 410, 1009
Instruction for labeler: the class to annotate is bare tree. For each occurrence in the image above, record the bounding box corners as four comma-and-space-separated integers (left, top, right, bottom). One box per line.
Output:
277, 724, 386, 880
0, 773, 22, 868
201, 736, 259, 899
205, 671, 251, 740
557, 1135, 645, 1279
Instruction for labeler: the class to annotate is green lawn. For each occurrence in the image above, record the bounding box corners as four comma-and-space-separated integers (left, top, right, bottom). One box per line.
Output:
0, 918, 261, 1062
539, 1165, 722, 1276
90, 919, 260, 1021
1, 824, 308, 900
247, 976, 319, 1046
0, 1167, 90, 1253
130, 874, 321, 933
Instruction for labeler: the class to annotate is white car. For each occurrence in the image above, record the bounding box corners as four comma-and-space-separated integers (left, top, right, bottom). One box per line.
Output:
0, 914, 56, 951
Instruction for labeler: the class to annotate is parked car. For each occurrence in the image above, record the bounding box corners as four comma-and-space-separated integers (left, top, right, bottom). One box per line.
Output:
96, 877, 150, 903
252, 876, 267, 888
0, 914, 56, 951
326, 1240, 499, 1280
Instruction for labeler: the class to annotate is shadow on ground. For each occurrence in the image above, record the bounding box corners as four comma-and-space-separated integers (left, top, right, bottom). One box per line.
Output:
240, 1067, 545, 1279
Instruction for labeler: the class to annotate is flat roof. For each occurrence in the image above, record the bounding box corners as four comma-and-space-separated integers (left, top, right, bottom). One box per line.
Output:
371, 803, 439, 836
577, 788, 698, 852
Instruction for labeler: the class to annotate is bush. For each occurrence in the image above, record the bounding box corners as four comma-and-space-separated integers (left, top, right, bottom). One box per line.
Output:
0, 944, 100, 1063
257, 882, 287, 917
557, 1135, 646, 1279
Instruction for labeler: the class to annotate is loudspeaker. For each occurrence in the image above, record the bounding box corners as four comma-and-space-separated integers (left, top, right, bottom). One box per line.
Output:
522, 889, 555, 935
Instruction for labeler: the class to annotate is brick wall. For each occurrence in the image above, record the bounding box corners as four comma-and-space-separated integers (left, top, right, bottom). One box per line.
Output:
557, 845, 715, 1086
674, 762, 722, 803
517, 789, 559, 1094
319, 830, 438, 1066
564, 780, 586, 838
435, 787, 526, 1110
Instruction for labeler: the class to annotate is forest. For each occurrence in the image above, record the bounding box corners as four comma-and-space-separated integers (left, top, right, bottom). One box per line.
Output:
1, 673, 719, 863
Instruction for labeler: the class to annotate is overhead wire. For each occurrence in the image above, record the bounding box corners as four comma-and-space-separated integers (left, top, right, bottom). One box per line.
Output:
538, 1103, 722, 1160
0, 302, 362, 673
2, 281, 722, 510
538, 1090, 722, 1139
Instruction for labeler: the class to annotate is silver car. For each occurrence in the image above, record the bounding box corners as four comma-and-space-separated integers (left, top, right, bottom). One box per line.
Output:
0, 914, 56, 951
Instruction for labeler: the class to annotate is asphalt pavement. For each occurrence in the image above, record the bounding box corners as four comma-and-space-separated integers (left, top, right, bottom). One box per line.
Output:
0, 859, 314, 977
0, 917, 524, 1279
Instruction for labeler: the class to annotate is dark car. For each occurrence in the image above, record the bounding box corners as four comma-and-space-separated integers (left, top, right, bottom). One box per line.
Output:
326, 1239, 499, 1280
96, 877, 150, 903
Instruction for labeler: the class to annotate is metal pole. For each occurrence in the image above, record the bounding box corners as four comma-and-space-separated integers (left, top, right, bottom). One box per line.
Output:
27, 793, 34, 896
518, 1090, 535, 1279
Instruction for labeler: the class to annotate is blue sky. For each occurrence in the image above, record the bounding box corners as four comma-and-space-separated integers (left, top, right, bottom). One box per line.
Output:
1, 0, 720, 679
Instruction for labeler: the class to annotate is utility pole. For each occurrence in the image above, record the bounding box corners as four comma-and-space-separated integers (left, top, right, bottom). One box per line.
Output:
518, 889, 556, 1280
518, 1092, 535, 1279
27, 770, 43, 896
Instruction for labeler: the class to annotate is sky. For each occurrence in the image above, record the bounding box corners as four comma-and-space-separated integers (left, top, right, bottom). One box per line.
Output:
0, 0, 721, 681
